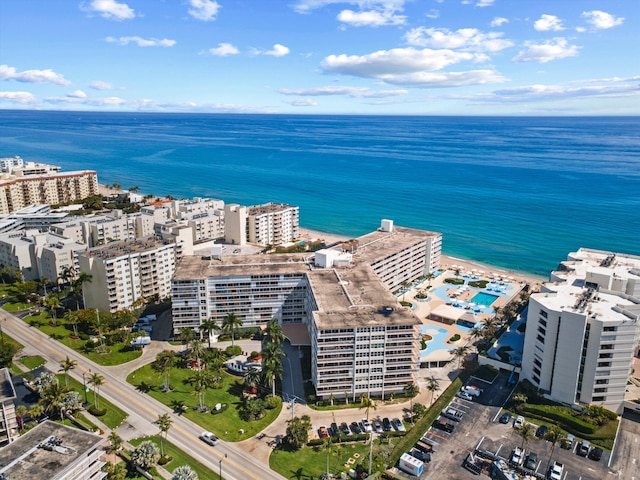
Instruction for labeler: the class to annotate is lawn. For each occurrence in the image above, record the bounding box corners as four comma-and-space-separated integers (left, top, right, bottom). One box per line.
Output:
19, 355, 47, 370
129, 435, 219, 479
23, 313, 143, 366
270, 437, 388, 479
127, 364, 282, 442
56, 373, 129, 430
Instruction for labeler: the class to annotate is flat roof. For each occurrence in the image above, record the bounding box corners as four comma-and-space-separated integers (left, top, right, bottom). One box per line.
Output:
247, 202, 297, 216
0, 421, 104, 480
83, 236, 171, 260
0, 368, 16, 401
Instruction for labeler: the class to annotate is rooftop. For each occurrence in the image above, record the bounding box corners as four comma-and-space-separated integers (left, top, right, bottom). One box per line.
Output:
83, 236, 172, 260
0, 368, 16, 402
247, 202, 298, 216
0, 421, 104, 480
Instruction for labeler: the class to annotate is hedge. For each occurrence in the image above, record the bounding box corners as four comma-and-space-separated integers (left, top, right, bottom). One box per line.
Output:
520, 404, 596, 435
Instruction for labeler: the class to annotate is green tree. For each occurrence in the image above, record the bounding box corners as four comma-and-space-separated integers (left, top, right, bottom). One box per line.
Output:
153, 413, 173, 457
130, 440, 160, 471
243, 367, 262, 392
426, 377, 441, 405
263, 317, 285, 345
403, 382, 419, 420
450, 345, 469, 369
27, 404, 44, 423
171, 465, 199, 480
15, 404, 27, 430
544, 425, 566, 471
73, 271, 93, 309
198, 318, 220, 349
261, 342, 285, 397
221, 312, 243, 347
107, 431, 123, 454
40, 381, 71, 420
188, 339, 206, 368
88, 372, 105, 409
58, 356, 77, 387
0, 338, 18, 368
103, 461, 127, 480
359, 395, 377, 422
154, 350, 176, 392
517, 422, 534, 449
179, 327, 196, 349
284, 415, 312, 450
186, 369, 215, 411
412, 403, 428, 419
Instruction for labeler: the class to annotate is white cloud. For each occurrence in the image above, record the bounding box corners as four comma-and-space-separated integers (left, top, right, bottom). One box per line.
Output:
264, 44, 290, 57
405, 28, 513, 53
534, 14, 564, 32
575, 26, 586, 33
0, 64, 70, 86
292, 0, 408, 15
425, 9, 439, 19
188, 0, 221, 21
464, 0, 494, 7
337, 9, 406, 27
67, 90, 87, 98
279, 86, 407, 98
582, 10, 624, 29
207, 43, 239, 56
490, 17, 508, 27
106, 36, 176, 47
379, 69, 506, 88
90, 80, 115, 90
81, 0, 135, 20
513, 38, 579, 63
0, 91, 36, 104
283, 98, 319, 106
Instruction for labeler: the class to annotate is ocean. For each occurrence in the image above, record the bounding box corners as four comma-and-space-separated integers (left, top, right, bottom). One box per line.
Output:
0, 110, 638, 277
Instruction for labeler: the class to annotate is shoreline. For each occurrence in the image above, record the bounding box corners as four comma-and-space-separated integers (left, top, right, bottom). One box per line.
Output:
297, 226, 546, 285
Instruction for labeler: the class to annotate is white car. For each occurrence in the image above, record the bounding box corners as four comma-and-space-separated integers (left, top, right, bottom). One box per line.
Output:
457, 391, 473, 401
200, 431, 220, 446
361, 419, 373, 433
510, 447, 524, 466
513, 416, 525, 429
548, 461, 564, 480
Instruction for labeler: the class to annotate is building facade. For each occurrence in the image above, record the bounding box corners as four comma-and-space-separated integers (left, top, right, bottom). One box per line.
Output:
246, 203, 299, 246
0, 368, 18, 446
521, 249, 640, 413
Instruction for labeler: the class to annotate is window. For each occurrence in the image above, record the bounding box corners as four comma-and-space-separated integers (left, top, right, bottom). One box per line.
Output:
539, 318, 547, 327
534, 358, 542, 368
592, 396, 605, 402
597, 362, 611, 367
533, 367, 541, 376
595, 379, 608, 385
539, 309, 548, 318
532, 375, 540, 384
594, 388, 607, 393
603, 326, 616, 332
536, 335, 545, 344
537, 326, 546, 336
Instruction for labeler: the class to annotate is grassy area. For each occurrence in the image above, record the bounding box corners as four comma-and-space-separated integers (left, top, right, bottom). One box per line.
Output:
129, 435, 219, 479
270, 437, 377, 479
127, 364, 281, 442
2, 301, 31, 311
19, 355, 47, 370
23, 313, 143, 366
56, 373, 129, 430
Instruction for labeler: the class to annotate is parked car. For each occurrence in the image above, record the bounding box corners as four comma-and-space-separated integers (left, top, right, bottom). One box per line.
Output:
200, 431, 220, 446
510, 447, 524, 466
513, 416, 525, 429
499, 412, 512, 424
441, 407, 463, 422
432, 418, 455, 433
340, 422, 350, 436
391, 418, 405, 432
318, 426, 329, 438
457, 391, 473, 401
561, 433, 575, 450
373, 420, 383, 433
577, 440, 591, 457
588, 447, 603, 461
535, 425, 548, 438
410, 448, 431, 463
382, 417, 392, 431
462, 385, 483, 397
524, 452, 538, 470
361, 419, 373, 433
350, 421, 362, 434
330, 422, 338, 437
548, 461, 564, 480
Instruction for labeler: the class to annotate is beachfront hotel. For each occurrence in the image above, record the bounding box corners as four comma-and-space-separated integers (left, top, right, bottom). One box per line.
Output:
521, 248, 640, 413
171, 220, 442, 399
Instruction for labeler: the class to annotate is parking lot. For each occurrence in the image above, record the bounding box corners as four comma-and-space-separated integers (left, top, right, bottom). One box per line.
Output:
391, 373, 617, 480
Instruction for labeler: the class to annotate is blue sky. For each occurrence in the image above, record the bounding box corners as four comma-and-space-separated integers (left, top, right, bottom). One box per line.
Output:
0, 0, 638, 115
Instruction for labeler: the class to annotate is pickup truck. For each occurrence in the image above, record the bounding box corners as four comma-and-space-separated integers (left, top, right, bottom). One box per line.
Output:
432, 418, 455, 433
441, 407, 463, 422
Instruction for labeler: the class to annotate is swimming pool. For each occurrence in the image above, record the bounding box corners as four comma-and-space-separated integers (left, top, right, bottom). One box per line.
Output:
471, 292, 499, 306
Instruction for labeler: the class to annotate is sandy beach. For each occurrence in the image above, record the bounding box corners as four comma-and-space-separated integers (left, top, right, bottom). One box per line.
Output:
297, 226, 545, 285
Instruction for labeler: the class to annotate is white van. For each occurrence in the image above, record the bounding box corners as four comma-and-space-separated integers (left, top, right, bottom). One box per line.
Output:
462, 385, 483, 397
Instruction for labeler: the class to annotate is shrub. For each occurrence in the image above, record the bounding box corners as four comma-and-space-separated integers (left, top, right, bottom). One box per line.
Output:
445, 278, 464, 285
88, 406, 107, 417
520, 404, 597, 434
264, 394, 282, 410
449, 334, 461, 343
400, 301, 412, 307
225, 345, 242, 356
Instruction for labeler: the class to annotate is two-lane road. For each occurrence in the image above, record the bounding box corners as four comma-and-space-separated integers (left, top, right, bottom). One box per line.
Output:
0, 310, 286, 480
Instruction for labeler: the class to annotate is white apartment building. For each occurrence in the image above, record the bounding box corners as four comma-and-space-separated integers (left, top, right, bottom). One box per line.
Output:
171, 220, 440, 399
0, 156, 24, 174
521, 249, 640, 413
224, 204, 246, 246
88, 210, 138, 247
0, 420, 107, 480
0, 368, 18, 446
78, 236, 185, 313
173, 197, 224, 217
39, 235, 85, 283
0, 169, 98, 214
246, 202, 299, 246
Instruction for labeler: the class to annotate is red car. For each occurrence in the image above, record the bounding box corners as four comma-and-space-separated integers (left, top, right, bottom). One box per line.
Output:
318, 426, 329, 438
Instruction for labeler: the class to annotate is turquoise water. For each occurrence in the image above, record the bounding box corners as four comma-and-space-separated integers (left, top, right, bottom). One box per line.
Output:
471, 292, 500, 306
1, 111, 638, 276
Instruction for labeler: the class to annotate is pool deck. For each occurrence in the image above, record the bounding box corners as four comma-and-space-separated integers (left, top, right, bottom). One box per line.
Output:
406, 262, 539, 363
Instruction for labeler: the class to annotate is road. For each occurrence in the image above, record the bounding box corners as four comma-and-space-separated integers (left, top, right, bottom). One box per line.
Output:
0, 309, 286, 480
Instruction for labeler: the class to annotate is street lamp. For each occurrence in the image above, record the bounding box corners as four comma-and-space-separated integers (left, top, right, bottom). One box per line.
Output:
82, 369, 91, 405
219, 453, 227, 479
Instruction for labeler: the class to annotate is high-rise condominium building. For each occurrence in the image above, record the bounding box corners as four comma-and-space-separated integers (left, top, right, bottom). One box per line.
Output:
246, 203, 299, 246
521, 248, 640, 413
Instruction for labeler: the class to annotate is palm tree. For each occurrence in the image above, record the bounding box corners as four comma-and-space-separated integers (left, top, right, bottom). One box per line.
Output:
154, 350, 176, 392
153, 413, 173, 457
179, 327, 196, 349
221, 312, 243, 347
544, 425, 566, 472
130, 440, 160, 471
262, 360, 284, 397
198, 318, 219, 349
40, 381, 71, 420
64, 309, 81, 337
403, 382, 419, 421
88, 372, 105, 409
27, 404, 44, 423
517, 422, 534, 449
73, 271, 92, 309
188, 339, 205, 369
107, 431, 123, 454
469, 327, 484, 352
58, 356, 77, 387
263, 317, 285, 345
359, 395, 377, 421
15, 404, 27, 430
60, 265, 77, 289
44, 293, 61, 324
186, 369, 214, 411
450, 345, 470, 369
243, 367, 262, 393
171, 465, 199, 480
426, 377, 441, 405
